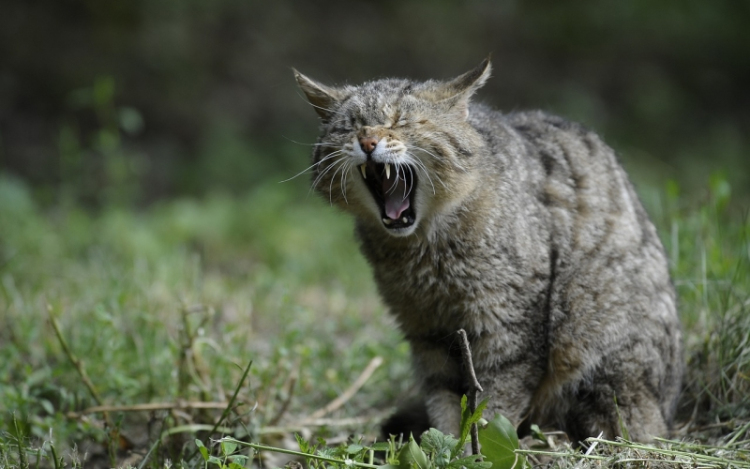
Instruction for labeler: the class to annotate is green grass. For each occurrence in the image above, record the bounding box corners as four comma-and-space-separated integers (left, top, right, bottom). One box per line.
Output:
0, 174, 410, 467
0, 172, 748, 468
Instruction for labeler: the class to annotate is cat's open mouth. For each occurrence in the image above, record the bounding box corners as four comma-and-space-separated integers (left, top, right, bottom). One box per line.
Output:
358, 162, 417, 230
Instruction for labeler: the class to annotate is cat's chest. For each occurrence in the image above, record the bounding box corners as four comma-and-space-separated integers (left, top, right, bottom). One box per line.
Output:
359, 227, 549, 332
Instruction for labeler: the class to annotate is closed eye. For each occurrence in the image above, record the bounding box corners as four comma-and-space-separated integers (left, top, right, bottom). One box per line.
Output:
329, 125, 352, 134
394, 118, 427, 127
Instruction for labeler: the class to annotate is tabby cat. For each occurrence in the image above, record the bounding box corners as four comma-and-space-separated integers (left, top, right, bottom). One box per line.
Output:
294, 59, 682, 444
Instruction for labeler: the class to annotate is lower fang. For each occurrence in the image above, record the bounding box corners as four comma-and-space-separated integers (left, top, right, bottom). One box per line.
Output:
360, 165, 367, 179
402, 217, 408, 223
383, 218, 392, 225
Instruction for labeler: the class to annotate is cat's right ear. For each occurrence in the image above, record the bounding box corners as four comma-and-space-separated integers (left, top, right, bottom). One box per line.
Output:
293, 69, 343, 121
441, 58, 492, 119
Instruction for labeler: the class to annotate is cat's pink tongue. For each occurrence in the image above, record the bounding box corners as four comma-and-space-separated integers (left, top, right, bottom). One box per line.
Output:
383, 173, 410, 220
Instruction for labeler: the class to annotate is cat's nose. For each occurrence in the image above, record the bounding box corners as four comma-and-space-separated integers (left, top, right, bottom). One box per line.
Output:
359, 136, 378, 155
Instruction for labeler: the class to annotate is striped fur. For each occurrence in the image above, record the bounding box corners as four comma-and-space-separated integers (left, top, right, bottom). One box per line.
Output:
295, 60, 682, 444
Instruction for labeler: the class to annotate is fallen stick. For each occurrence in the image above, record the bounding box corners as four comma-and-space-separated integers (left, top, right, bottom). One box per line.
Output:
66, 401, 231, 419
301, 356, 383, 423
457, 329, 483, 456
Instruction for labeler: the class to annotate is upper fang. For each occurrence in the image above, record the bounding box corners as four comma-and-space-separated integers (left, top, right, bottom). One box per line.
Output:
360, 164, 367, 179
385, 163, 391, 179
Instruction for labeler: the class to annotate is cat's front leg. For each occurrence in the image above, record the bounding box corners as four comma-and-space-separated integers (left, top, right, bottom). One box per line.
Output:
424, 388, 463, 437
410, 336, 465, 437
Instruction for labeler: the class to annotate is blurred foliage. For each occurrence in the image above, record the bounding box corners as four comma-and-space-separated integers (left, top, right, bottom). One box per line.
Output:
0, 1, 748, 206
0, 172, 409, 464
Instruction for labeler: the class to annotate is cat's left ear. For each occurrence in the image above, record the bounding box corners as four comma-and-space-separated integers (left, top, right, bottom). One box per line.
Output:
293, 69, 345, 121
441, 58, 492, 119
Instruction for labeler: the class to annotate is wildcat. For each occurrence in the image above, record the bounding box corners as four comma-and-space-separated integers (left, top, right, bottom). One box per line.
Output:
294, 59, 682, 444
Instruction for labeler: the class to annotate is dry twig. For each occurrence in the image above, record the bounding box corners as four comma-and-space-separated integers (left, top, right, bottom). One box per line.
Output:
48, 305, 111, 428
301, 356, 383, 423
457, 329, 483, 456
66, 401, 230, 419
268, 362, 299, 426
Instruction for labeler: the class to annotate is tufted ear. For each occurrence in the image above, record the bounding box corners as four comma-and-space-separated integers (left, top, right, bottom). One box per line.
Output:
437, 58, 492, 119
293, 69, 345, 121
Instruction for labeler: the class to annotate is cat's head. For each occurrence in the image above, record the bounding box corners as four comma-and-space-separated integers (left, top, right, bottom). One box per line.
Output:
294, 59, 491, 237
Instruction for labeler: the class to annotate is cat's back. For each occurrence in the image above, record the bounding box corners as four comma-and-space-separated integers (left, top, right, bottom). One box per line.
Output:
475, 109, 657, 258
472, 106, 678, 345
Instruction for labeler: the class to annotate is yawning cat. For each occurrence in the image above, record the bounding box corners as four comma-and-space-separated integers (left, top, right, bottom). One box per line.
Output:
295, 59, 682, 444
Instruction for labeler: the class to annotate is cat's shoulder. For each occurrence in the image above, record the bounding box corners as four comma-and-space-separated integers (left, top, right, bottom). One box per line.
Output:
467, 105, 593, 143
490, 108, 592, 137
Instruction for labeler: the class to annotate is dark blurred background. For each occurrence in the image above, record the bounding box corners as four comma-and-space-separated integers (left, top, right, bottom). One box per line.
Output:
1, 0, 748, 208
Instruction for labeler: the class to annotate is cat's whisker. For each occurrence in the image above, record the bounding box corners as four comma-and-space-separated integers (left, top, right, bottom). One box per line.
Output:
406, 151, 441, 194
410, 145, 442, 162
411, 143, 466, 176
414, 163, 437, 195
385, 165, 401, 196
405, 165, 416, 199
293, 151, 346, 184
345, 161, 354, 201
315, 159, 340, 199
419, 161, 445, 191
281, 135, 339, 148
345, 161, 354, 202
340, 160, 351, 204
310, 156, 345, 195
309, 165, 331, 195
327, 158, 348, 205
333, 159, 351, 204
281, 150, 344, 183
311, 150, 345, 170
400, 163, 408, 200
421, 164, 442, 191
413, 144, 467, 172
